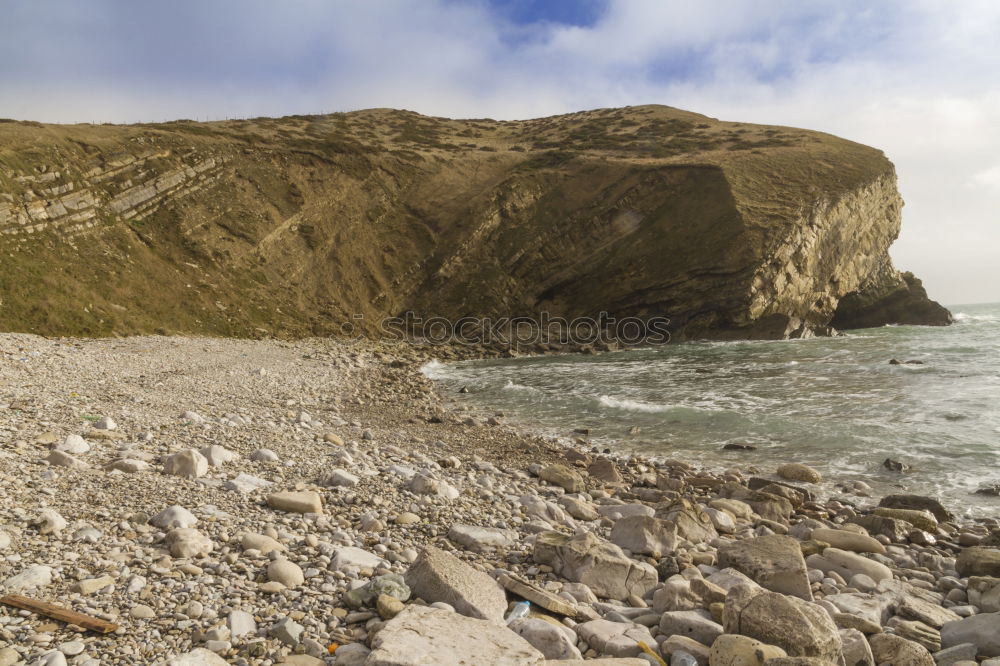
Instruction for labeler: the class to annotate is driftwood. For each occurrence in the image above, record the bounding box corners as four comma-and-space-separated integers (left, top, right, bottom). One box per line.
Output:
0, 594, 119, 633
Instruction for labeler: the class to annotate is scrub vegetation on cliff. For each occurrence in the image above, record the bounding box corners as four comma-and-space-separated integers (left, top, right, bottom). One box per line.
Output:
0, 105, 947, 340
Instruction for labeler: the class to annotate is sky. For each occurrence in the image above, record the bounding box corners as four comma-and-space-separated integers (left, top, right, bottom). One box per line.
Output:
1, 0, 998, 305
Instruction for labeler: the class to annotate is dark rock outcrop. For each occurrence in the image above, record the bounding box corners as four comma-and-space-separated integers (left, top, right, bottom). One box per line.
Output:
831, 261, 952, 330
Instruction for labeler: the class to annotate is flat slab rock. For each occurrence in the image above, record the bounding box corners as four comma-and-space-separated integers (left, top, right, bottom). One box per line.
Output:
498, 573, 580, 618
365, 605, 545, 665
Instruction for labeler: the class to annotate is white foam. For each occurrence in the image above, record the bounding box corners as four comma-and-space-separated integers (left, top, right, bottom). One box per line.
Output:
419, 359, 449, 379
597, 395, 680, 413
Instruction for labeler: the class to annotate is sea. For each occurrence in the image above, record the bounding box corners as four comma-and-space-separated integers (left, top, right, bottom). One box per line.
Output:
422, 302, 1000, 519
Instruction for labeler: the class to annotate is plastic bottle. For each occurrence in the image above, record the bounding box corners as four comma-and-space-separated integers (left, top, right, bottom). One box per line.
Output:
505, 601, 530, 623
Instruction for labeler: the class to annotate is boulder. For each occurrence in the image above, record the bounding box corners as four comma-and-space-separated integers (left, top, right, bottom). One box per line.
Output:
2, 565, 53, 592
956, 547, 1000, 577
659, 609, 723, 646
267, 559, 304, 588
941, 613, 1000, 657
198, 445, 238, 467
805, 548, 892, 584
559, 495, 601, 521
575, 618, 656, 658
447, 524, 516, 552
718, 484, 793, 524
151, 505, 198, 529
877, 495, 953, 523
868, 633, 935, 665
267, 491, 322, 514
366, 605, 545, 665
404, 546, 507, 622
167, 649, 229, 666
718, 535, 812, 600
163, 449, 208, 478
539, 464, 585, 493
872, 507, 937, 532
588, 458, 623, 484
837, 628, 874, 666
609, 515, 677, 557
897, 594, 961, 628
776, 463, 822, 483
508, 617, 581, 660
166, 528, 213, 558
723, 585, 843, 662
808, 528, 885, 554
709, 635, 787, 666
655, 498, 719, 544
533, 530, 657, 600
847, 514, 911, 541
824, 592, 894, 626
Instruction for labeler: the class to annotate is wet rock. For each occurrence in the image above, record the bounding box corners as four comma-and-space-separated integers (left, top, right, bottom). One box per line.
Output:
882, 458, 911, 472
366, 605, 545, 665
872, 507, 937, 532
868, 633, 935, 665
956, 547, 1000, 577
878, 494, 953, 523
533, 530, 658, 600
776, 464, 821, 484
723, 585, 843, 662
718, 534, 812, 600
847, 514, 912, 541
404, 546, 507, 622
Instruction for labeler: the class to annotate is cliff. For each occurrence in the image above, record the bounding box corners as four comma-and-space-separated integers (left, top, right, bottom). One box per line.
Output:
0, 106, 949, 340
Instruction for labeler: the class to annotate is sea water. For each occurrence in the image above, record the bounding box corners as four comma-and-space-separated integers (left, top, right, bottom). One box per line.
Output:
423, 302, 1000, 518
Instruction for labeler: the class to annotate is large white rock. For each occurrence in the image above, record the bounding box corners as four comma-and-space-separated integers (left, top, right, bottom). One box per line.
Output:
331, 546, 386, 572
806, 547, 892, 583
163, 449, 209, 478
151, 505, 198, 529
198, 445, 239, 467
2, 565, 54, 591
166, 528, 213, 558
508, 617, 582, 660
224, 473, 272, 493
167, 648, 229, 665
576, 619, 657, 658
267, 559, 304, 588
46, 450, 88, 469
267, 491, 322, 514
404, 546, 508, 622
366, 605, 545, 665
55, 434, 90, 455
533, 530, 658, 600
35, 509, 67, 535
447, 524, 516, 552
718, 534, 813, 600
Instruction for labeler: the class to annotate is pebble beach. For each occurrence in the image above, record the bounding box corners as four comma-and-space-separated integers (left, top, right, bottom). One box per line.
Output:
1, 333, 999, 666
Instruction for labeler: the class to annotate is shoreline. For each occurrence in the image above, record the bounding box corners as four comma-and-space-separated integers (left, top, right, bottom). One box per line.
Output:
1, 333, 998, 664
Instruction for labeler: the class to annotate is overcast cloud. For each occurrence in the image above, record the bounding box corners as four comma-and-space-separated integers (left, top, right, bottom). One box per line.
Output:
1, 0, 997, 304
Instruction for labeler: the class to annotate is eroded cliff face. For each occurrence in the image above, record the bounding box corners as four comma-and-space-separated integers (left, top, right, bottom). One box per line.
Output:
0, 106, 949, 340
